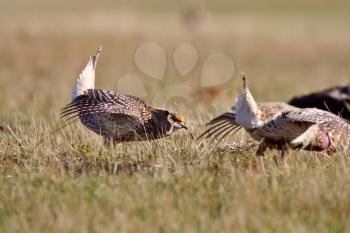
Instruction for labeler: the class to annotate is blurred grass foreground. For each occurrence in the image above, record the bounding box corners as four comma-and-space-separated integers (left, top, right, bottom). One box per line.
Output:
0, 0, 350, 232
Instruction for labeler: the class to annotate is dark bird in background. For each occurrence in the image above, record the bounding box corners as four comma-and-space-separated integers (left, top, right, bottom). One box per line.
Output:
61, 47, 187, 144
199, 76, 350, 171
289, 85, 350, 120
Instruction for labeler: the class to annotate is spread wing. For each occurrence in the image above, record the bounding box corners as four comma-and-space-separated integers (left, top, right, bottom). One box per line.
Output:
268, 108, 345, 130
277, 108, 350, 146
260, 110, 317, 140
267, 111, 316, 128
197, 111, 242, 144
61, 89, 146, 121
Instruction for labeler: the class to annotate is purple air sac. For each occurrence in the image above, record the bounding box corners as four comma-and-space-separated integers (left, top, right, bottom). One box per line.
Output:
160, 119, 171, 132
289, 85, 350, 120
322, 133, 331, 148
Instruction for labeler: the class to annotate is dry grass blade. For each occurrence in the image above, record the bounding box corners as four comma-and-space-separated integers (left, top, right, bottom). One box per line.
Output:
1, 2, 350, 232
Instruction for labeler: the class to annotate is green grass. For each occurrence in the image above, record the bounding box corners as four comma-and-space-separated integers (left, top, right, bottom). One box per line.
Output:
1, 114, 350, 232
1, 0, 350, 232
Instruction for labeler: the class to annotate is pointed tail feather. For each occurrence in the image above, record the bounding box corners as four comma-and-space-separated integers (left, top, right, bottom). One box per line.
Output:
71, 47, 102, 100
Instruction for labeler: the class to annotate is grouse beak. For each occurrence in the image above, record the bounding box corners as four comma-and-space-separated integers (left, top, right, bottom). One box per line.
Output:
179, 122, 194, 139
181, 122, 188, 130
174, 114, 188, 130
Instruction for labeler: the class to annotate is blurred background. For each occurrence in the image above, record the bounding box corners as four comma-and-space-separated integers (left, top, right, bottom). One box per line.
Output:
1, 0, 349, 118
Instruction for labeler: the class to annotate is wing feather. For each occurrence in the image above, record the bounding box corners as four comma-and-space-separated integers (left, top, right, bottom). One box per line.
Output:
61, 89, 147, 121
197, 111, 241, 141
85, 112, 143, 137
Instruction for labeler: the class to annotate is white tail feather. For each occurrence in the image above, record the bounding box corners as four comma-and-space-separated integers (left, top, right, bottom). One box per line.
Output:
235, 76, 264, 129
71, 47, 102, 100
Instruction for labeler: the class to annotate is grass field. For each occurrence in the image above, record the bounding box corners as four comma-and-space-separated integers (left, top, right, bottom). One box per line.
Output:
1, 0, 350, 232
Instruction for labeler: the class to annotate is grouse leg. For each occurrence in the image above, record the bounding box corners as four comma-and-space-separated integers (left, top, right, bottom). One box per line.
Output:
256, 142, 267, 172
280, 143, 290, 171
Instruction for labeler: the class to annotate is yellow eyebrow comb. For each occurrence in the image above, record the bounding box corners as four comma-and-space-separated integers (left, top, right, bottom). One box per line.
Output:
175, 115, 185, 122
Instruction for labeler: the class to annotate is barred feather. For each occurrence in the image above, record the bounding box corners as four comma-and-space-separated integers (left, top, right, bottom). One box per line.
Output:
200, 77, 350, 155
62, 48, 187, 143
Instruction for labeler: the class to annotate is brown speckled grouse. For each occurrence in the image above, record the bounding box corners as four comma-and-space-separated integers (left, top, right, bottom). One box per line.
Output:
61, 47, 187, 144
199, 76, 350, 170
